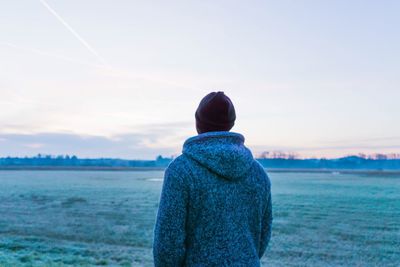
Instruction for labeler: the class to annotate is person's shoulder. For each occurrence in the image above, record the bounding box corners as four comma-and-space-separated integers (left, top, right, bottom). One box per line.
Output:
165, 154, 192, 177
252, 159, 267, 174
166, 154, 186, 171
252, 159, 271, 187
164, 155, 193, 187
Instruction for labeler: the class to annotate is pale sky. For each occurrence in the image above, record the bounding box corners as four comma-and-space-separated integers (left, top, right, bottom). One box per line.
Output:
1, 0, 399, 159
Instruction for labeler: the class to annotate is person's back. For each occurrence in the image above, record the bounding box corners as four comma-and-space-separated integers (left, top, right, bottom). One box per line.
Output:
153, 92, 273, 266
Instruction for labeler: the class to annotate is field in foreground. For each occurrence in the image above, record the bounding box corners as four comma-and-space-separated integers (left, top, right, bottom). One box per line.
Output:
0, 170, 399, 266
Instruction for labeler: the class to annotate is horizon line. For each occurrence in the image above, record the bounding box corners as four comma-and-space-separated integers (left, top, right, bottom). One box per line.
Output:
1, 152, 400, 161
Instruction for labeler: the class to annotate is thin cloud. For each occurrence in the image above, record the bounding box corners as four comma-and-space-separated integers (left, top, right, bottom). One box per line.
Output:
2, 132, 399, 159
0, 132, 182, 159
0, 42, 192, 89
0, 42, 105, 69
39, 0, 107, 66
23, 143, 45, 149
251, 144, 400, 152
321, 136, 400, 145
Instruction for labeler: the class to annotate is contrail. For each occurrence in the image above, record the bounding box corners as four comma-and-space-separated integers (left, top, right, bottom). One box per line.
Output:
1, 42, 189, 89
39, 0, 107, 66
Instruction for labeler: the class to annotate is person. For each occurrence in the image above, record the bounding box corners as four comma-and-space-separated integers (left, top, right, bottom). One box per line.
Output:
153, 91, 273, 266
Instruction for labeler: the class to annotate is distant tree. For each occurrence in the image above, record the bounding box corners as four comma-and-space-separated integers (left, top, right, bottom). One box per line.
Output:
358, 153, 367, 159
287, 152, 300, 160
374, 154, 388, 160
259, 151, 270, 159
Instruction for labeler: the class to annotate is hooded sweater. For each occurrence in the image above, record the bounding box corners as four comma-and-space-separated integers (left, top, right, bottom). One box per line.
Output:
153, 131, 272, 267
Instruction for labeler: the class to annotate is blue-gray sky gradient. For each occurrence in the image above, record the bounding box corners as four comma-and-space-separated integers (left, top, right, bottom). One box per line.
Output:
1, 0, 399, 159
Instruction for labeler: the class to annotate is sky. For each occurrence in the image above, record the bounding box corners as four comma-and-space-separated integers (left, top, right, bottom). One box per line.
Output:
1, 0, 399, 159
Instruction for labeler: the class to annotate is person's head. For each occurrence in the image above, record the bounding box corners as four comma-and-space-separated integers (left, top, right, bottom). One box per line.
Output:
195, 91, 236, 134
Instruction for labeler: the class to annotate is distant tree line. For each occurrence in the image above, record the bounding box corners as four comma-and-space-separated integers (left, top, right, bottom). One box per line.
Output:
256, 156, 400, 170
258, 151, 400, 160
1, 153, 400, 170
256, 151, 400, 170
0, 154, 172, 168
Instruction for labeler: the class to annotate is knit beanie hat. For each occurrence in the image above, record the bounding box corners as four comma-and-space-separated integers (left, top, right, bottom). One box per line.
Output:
195, 91, 236, 133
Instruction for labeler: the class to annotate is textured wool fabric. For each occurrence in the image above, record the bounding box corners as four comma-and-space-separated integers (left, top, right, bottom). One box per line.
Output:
153, 131, 273, 267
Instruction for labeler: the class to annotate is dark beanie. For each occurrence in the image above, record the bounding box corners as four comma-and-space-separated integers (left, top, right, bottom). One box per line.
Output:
195, 91, 236, 133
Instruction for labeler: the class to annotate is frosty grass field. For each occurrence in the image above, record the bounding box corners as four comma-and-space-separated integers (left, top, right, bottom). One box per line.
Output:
0, 170, 399, 266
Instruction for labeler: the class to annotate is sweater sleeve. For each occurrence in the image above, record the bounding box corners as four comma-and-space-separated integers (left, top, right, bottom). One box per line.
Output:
153, 165, 188, 267
258, 177, 273, 259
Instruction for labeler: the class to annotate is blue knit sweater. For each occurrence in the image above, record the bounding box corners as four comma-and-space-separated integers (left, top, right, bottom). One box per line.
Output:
153, 131, 272, 266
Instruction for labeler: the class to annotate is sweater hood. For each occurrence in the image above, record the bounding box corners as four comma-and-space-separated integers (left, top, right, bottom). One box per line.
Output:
182, 131, 254, 181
